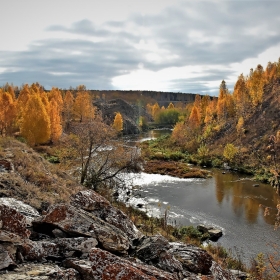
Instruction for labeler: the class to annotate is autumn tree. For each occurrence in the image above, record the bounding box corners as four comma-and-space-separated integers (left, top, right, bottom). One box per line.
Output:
152, 103, 160, 119
74, 91, 95, 122
112, 112, 123, 132
217, 80, 228, 120
223, 143, 238, 164
233, 74, 250, 117
0, 91, 17, 136
63, 90, 74, 130
20, 93, 51, 145
49, 99, 62, 143
247, 64, 265, 107
236, 116, 245, 138
61, 115, 141, 188
189, 106, 200, 128
16, 84, 31, 127
155, 109, 180, 125
167, 102, 175, 110
48, 87, 63, 111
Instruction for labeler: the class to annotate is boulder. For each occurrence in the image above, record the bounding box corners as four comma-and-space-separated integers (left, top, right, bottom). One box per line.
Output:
208, 229, 223, 241
229, 269, 248, 280
210, 261, 237, 280
169, 242, 213, 275
0, 263, 81, 280
33, 204, 130, 254
0, 198, 40, 227
71, 190, 143, 241
135, 235, 183, 274
197, 224, 223, 241
19, 237, 98, 262
0, 230, 23, 243
0, 245, 17, 270
88, 247, 179, 280
0, 204, 30, 239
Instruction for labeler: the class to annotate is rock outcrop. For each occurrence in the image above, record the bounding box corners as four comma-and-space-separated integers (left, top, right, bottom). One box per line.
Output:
0, 189, 240, 279
94, 99, 143, 134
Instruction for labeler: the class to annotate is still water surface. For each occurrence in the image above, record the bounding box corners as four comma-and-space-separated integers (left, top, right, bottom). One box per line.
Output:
124, 129, 280, 262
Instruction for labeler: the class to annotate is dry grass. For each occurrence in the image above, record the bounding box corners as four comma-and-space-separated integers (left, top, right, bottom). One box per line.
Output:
143, 160, 210, 178
0, 137, 84, 210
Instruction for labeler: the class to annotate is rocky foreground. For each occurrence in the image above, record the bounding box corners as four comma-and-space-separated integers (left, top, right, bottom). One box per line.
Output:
0, 189, 247, 280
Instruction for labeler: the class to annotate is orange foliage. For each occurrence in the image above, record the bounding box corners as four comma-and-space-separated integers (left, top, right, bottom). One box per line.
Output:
112, 112, 123, 132
20, 93, 51, 145
0, 90, 17, 135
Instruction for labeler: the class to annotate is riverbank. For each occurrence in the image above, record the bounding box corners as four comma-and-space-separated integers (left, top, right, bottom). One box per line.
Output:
143, 159, 210, 178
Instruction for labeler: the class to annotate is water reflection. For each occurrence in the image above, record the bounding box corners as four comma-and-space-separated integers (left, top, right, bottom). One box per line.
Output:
213, 171, 278, 225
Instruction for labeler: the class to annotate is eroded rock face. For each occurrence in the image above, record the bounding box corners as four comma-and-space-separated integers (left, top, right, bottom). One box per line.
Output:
33, 204, 130, 254
0, 204, 30, 239
71, 190, 143, 241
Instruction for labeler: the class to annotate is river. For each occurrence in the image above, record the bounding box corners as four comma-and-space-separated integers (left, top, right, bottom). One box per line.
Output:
122, 129, 280, 263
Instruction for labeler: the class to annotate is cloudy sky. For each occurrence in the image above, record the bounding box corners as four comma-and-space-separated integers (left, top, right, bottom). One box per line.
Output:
0, 0, 279, 95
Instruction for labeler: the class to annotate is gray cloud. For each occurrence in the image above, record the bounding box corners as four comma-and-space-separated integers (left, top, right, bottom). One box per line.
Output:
1, 1, 280, 94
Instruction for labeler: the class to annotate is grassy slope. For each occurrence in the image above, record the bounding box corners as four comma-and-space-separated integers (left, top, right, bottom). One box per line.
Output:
0, 137, 83, 210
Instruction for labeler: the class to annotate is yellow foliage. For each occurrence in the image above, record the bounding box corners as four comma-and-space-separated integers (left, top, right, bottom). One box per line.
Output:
189, 106, 200, 127
223, 143, 238, 163
0, 91, 17, 135
236, 116, 245, 137
74, 91, 95, 122
112, 112, 123, 132
167, 102, 174, 110
49, 99, 62, 143
20, 94, 51, 145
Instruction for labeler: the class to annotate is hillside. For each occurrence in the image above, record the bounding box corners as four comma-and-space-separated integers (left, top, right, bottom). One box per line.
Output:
209, 78, 280, 153
0, 137, 83, 210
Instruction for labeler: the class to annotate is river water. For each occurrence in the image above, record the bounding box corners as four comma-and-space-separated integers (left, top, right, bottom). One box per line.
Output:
122, 129, 280, 263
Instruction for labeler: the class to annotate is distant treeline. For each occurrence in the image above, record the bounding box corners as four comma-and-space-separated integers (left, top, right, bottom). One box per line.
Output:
87, 90, 198, 106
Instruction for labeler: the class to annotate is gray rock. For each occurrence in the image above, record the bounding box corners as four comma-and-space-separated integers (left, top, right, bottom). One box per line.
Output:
197, 224, 223, 241
169, 242, 213, 275
0, 204, 30, 239
229, 269, 248, 280
0, 198, 40, 227
70, 190, 143, 241
33, 204, 130, 254
0, 263, 80, 279
0, 244, 17, 270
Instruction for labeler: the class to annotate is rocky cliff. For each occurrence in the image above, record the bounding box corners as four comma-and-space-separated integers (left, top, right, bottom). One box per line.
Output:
94, 99, 152, 134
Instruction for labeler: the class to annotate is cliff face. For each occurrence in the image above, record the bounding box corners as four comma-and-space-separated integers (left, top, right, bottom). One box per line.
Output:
95, 98, 152, 134
0, 141, 242, 279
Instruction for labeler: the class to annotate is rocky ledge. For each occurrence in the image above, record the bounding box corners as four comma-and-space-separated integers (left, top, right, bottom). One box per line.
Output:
0, 189, 244, 279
